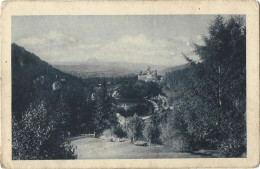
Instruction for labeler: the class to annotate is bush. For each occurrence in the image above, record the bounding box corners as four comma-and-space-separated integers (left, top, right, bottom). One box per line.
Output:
127, 104, 150, 117
218, 137, 246, 157
127, 114, 144, 143
143, 120, 161, 144
12, 101, 76, 159
113, 125, 127, 138
159, 110, 192, 152
217, 125, 246, 157
165, 134, 192, 152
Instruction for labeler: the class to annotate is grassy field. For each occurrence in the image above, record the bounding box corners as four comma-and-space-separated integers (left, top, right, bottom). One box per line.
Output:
71, 137, 221, 159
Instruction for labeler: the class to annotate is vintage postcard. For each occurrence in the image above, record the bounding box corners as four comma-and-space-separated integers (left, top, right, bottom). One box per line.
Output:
1, 0, 259, 168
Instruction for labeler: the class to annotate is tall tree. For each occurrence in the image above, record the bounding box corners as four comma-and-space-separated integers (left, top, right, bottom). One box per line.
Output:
127, 114, 144, 143
183, 15, 246, 156
92, 78, 117, 136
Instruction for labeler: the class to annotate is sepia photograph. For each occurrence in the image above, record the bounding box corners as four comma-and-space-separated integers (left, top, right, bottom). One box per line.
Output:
11, 15, 247, 159
1, 0, 259, 168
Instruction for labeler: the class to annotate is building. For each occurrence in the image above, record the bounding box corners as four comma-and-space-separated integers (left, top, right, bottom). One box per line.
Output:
91, 87, 101, 101
52, 77, 66, 91
52, 81, 61, 90
112, 90, 120, 100
141, 115, 151, 123
116, 113, 126, 126
138, 66, 158, 82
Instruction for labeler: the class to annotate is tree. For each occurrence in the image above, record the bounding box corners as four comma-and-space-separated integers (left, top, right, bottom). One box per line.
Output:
127, 114, 145, 143
12, 101, 76, 159
113, 124, 127, 138
183, 15, 246, 156
162, 16, 246, 156
92, 78, 117, 136
143, 116, 160, 145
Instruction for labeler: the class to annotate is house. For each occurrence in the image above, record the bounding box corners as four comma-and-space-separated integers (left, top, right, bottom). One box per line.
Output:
52, 81, 61, 90
112, 90, 120, 100
116, 113, 131, 130
33, 75, 45, 85
121, 103, 129, 110
116, 113, 126, 126
118, 102, 137, 111
141, 115, 152, 123
138, 66, 158, 82
91, 87, 101, 101
52, 78, 66, 91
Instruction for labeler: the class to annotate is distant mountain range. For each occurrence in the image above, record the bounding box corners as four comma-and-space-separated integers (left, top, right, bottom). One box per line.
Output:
53, 60, 187, 78
12, 42, 188, 83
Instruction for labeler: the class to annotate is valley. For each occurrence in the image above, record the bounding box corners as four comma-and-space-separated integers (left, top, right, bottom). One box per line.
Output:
53, 61, 179, 78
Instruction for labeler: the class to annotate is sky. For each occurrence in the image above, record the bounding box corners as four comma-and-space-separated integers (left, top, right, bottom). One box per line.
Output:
12, 15, 224, 66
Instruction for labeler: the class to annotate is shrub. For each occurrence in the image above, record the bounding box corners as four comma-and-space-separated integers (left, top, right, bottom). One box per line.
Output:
12, 101, 76, 159
218, 136, 246, 157
143, 120, 161, 144
159, 110, 192, 152
127, 114, 144, 143
113, 125, 127, 138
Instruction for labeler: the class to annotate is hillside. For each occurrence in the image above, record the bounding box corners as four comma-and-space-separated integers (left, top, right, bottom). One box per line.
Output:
12, 43, 88, 120
159, 64, 189, 75
11, 43, 189, 123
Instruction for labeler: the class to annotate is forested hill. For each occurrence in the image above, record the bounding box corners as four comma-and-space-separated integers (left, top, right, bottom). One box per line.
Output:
12, 43, 88, 120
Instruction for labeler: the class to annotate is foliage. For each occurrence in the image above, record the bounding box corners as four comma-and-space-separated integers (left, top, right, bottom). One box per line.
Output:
143, 117, 161, 144
159, 108, 193, 151
92, 79, 117, 136
124, 103, 151, 117
163, 16, 246, 156
11, 44, 88, 121
192, 15, 246, 157
127, 114, 145, 143
113, 125, 127, 138
164, 67, 192, 92
12, 101, 76, 159
119, 81, 161, 101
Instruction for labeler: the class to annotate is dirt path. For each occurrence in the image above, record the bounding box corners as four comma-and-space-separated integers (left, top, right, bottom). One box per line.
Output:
71, 137, 220, 159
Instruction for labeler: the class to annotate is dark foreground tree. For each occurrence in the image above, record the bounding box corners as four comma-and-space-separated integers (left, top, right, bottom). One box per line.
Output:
182, 15, 246, 157
12, 101, 76, 159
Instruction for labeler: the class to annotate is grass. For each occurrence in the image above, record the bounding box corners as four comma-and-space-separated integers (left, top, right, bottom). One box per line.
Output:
71, 137, 221, 159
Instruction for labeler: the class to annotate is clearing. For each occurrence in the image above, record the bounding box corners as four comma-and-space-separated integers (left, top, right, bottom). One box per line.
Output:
71, 136, 221, 159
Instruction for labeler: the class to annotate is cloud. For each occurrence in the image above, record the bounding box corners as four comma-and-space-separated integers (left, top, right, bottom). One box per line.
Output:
17, 31, 78, 48
81, 34, 191, 65
18, 37, 45, 46
15, 32, 197, 65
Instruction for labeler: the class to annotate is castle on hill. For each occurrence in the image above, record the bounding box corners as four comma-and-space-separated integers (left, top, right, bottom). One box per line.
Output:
138, 66, 158, 82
